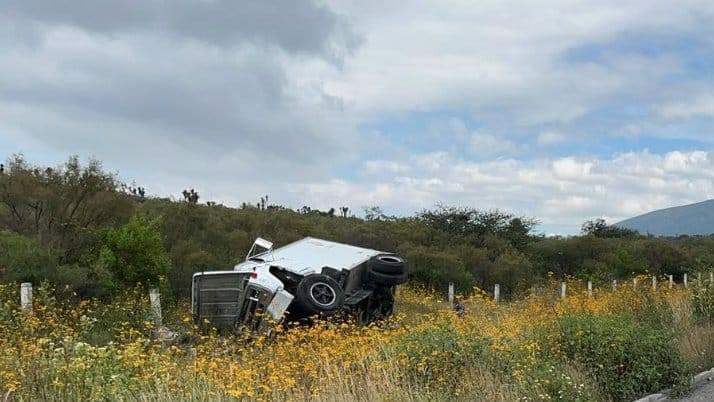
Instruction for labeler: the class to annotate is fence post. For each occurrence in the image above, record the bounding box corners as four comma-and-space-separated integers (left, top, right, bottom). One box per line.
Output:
710, 272, 713, 287
612, 279, 617, 290
587, 281, 593, 297
560, 282, 566, 299
698, 272, 702, 286
684, 273, 688, 288
668, 275, 674, 289
652, 276, 657, 291
448, 283, 454, 307
20, 282, 33, 311
633, 277, 638, 288
494, 284, 500, 303
149, 288, 162, 326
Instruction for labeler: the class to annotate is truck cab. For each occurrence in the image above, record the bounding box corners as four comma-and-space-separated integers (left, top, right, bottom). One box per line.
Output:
192, 237, 408, 331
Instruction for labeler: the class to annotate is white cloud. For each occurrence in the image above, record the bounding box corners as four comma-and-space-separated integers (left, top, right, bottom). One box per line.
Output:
470, 132, 522, 157
552, 158, 594, 180
323, 0, 712, 130
292, 149, 714, 233
657, 94, 714, 120
537, 131, 568, 145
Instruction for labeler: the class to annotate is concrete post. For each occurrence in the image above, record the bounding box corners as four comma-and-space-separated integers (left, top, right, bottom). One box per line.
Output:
560, 282, 566, 299
668, 275, 674, 289
149, 288, 162, 326
612, 279, 618, 290
684, 273, 688, 288
633, 277, 638, 288
652, 276, 657, 291
447, 283, 454, 307
20, 282, 32, 311
587, 281, 593, 297
494, 284, 500, 303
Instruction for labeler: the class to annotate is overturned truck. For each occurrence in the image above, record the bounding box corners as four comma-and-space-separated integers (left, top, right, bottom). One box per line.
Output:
192, 237, 408, 331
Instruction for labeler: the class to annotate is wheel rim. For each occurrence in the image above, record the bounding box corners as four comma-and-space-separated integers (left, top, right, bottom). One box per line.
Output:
309, 282, 337, 307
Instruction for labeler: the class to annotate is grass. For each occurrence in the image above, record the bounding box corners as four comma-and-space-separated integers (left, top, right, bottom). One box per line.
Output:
0, 280, 712, 401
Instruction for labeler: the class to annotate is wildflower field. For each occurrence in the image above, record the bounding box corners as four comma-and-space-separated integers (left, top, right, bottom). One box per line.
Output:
1, 280, 713, 402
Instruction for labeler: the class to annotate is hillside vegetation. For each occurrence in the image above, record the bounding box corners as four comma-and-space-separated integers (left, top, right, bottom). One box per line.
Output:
2, 155, 714, 300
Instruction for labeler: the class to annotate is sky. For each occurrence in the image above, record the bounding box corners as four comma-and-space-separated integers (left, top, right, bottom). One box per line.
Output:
1, 1, 714, 235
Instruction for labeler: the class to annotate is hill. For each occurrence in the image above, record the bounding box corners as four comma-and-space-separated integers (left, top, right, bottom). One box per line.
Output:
616, 199, 714, 236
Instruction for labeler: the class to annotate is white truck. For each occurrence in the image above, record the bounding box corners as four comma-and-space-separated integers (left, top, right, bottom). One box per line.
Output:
191, 237, 408, 331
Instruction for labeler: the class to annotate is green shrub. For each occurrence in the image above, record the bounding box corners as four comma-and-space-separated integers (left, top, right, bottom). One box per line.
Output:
383, 317, 487, 390
401, 245, 474, 292
95, 214, 170, 289
0, 231, 58, 283
692, 285, 714, 323
555, 313, 688, 401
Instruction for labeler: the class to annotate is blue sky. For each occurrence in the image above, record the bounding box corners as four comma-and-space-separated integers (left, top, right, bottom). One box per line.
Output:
2, 1, 714, 235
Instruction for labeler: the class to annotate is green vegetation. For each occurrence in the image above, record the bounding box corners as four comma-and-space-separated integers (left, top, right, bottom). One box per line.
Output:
2, 154, 714, 300
2, 155, 714, 401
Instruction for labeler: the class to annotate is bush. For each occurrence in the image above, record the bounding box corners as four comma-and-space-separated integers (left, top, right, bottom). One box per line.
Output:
0, 231, 58, 283
555, 312, 688, 401
400, 245, 474, 292
383, 316, 487, 390
95, 214, 170, 289
692, 285, 714, 323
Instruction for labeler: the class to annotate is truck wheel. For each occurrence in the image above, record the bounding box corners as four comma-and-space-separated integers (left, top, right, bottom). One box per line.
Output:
366, 270, 408, 286
368, 254, 407, 275
294, 274, 344, 315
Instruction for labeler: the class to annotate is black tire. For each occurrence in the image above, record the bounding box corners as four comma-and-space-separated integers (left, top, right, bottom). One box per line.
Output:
366, 270, 408, 286
368, 254, 407, 275
293, 274, 344, 316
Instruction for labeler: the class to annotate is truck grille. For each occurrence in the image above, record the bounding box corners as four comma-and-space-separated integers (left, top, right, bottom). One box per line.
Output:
192, 272, 250, 329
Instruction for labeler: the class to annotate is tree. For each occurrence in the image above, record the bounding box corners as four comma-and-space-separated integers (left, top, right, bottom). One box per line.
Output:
581, 218, 639, 238
0, 155, 132, 257
181, 189, 199, 204
417, 205, 537, 249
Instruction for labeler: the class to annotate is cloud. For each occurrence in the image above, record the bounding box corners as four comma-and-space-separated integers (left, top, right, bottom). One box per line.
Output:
470, 132, 522, 158
537, 131, 568, 146
657, 93, 714, 120
291, 150, 714, 233
0, 0, 362, 204
326, 1, 711, 123
552, 158, 594, 180
2, 0, 360, 62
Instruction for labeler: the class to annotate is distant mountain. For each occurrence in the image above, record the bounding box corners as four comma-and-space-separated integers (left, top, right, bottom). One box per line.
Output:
616, 199, 714, 237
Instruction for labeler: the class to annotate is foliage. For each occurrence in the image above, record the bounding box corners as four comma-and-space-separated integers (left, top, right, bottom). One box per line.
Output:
418, 204, 538, 250
0, 230, 58, 284
554, 312, 688, 400
581, 218, 640, 238
692, 284, 714, 323
0, 283, 706, 401
0, 154, 133, 258
94, 214, 170, 289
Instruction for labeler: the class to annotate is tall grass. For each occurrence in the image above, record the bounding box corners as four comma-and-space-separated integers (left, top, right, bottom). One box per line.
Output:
0, 281, 710, 401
